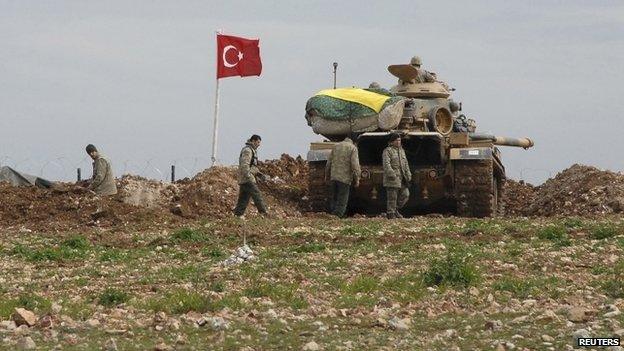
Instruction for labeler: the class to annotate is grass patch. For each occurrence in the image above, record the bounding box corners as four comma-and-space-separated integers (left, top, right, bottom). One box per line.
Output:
601, 279, 624, 298
0, 293, 51, 319
339, 222, 382, 236
146, 290, 211, 314
202, 247, 226, 259
591, 224, 620, 240
11, 244, 88, 262
61, 235, 90, 250
342, 275, 379, 294
243, 283, 308, 309
537, 225, 571, 247
493, 275, 563, 298
171, 228, 208, 243
98, 288, 130, 307
422, 247, 480, 288
293, 242, 326, 254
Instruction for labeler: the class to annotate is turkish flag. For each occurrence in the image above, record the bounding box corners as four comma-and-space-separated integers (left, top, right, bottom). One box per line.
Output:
216, 34, 262, 79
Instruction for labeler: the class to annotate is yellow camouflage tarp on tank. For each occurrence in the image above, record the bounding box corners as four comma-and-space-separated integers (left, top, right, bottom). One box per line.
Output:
315, 88, 390, 113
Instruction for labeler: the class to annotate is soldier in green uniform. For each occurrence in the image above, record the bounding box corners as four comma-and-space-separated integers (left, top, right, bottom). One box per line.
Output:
325, 135, 361, 218
85, 144, 117, 196
233, 135, 268, 217
382, 133, 412, 219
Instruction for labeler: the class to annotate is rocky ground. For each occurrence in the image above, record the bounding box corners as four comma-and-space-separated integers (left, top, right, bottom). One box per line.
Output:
1, 216, 623, 350
1, 159, 624, 350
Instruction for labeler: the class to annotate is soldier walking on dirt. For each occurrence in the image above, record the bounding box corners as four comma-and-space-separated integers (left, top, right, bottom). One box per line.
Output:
233, 135, 268, 217
85, 144, 117, 196
325, 134, 361, 218
382, 134, 411, 219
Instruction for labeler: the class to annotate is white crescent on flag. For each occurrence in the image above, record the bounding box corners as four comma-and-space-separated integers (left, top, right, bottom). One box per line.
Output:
222, 45, 243, 68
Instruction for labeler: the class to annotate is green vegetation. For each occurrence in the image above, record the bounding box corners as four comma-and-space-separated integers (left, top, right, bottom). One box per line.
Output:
422, 248, 480, 288
537, 225, 571, 247
98, 288, 130, 307
591, 224, 620, 240
0, 293, 51, 319
171, 228, 209, 243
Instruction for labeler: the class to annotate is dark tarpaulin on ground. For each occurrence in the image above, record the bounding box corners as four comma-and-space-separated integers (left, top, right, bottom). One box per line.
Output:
0, 166, 54, 188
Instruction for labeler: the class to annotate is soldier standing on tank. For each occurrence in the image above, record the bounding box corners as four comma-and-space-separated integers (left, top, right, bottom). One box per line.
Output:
408, 56, 435, 83
233, 134, 269, 217
325, 134, 361, 218
383, 133, 412, 219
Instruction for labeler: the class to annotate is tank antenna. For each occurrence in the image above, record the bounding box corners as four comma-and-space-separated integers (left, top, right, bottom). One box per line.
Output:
332, 62, 338, 89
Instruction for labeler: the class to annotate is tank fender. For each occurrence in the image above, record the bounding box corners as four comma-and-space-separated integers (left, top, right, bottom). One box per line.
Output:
449, 147, 492, 160
307, 149, 332, 162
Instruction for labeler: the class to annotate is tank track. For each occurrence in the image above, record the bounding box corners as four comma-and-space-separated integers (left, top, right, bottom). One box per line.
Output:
307, 161, 330, 212
454, 160, 504, 217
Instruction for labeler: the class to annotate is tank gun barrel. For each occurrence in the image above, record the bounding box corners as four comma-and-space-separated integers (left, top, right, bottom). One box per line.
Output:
469, 133, 534, 149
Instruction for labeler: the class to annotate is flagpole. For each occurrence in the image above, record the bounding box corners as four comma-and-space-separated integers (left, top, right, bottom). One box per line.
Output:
211, 77, 220, 166
211, 30, 222, 167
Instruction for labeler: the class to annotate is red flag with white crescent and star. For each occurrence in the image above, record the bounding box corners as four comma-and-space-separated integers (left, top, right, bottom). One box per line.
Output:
216, 34, 262, 79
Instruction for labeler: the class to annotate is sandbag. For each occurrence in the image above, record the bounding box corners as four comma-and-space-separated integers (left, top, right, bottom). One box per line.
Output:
305, 94, 405, 136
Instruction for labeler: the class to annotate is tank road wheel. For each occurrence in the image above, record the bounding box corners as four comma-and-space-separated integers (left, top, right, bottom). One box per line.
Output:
307, 161, 331, 212
454, 160, 503, 217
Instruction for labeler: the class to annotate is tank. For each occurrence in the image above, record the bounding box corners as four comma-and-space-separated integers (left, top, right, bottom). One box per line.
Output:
306, 63, 534, 217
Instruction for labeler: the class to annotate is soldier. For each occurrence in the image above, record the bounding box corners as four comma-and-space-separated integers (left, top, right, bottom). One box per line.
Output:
85, 144, 117, 196
325, 134, 361, 218
368, 82, 381, 89
382, 133, 412, 219
408, 56, 435, 83
233, 134, 268, 217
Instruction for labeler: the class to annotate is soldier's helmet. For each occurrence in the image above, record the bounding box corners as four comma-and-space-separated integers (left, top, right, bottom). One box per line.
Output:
410, 56, 422, 66
368, 82, 381, 89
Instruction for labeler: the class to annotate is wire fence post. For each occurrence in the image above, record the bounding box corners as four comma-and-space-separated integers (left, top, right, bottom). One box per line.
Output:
77, 168, 81, 181
171, 165, 175, 183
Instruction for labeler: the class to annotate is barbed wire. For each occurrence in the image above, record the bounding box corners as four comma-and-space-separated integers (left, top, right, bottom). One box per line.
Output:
0, 155, 554, 184
0, 155, 214, 182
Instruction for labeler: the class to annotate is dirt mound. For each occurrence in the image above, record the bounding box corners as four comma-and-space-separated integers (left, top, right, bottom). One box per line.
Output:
258, 154, 308, 204
118, 175, 178, 208
526, 164, 624, 216
0, 182, 180, 232
172, 162, 303, 219
502, 179, 537, 216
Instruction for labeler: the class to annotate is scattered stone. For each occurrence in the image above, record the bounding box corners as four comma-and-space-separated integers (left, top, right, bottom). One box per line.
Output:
573, 329, 591, 346
0, 320, 16, 330
38, 315, 53, 329
154, 342, 171, 351
388, 317, 409, 331
303, 341, 320, 351
16, 336, 36, 350
85, 318, 100, 328
221, 245, 256, 266
265, 309, 278, 319
105, 338, 118, 351
568, 307, 587, 322
12, 308, 37, 327
541, 334, 554, 342
196, 317, 208, 327
51, 303, 62, 314
485, 320, 503, 331
208, 317, 230, 331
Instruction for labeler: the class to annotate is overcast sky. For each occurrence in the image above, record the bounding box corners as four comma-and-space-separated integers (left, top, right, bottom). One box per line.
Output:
1, 1, 622, 184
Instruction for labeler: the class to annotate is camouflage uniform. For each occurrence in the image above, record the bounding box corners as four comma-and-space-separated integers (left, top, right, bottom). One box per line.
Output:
325, 138, 361, 217
382, 146, 411, 217
233, 142, 267, 216
89, 155, 117, 196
